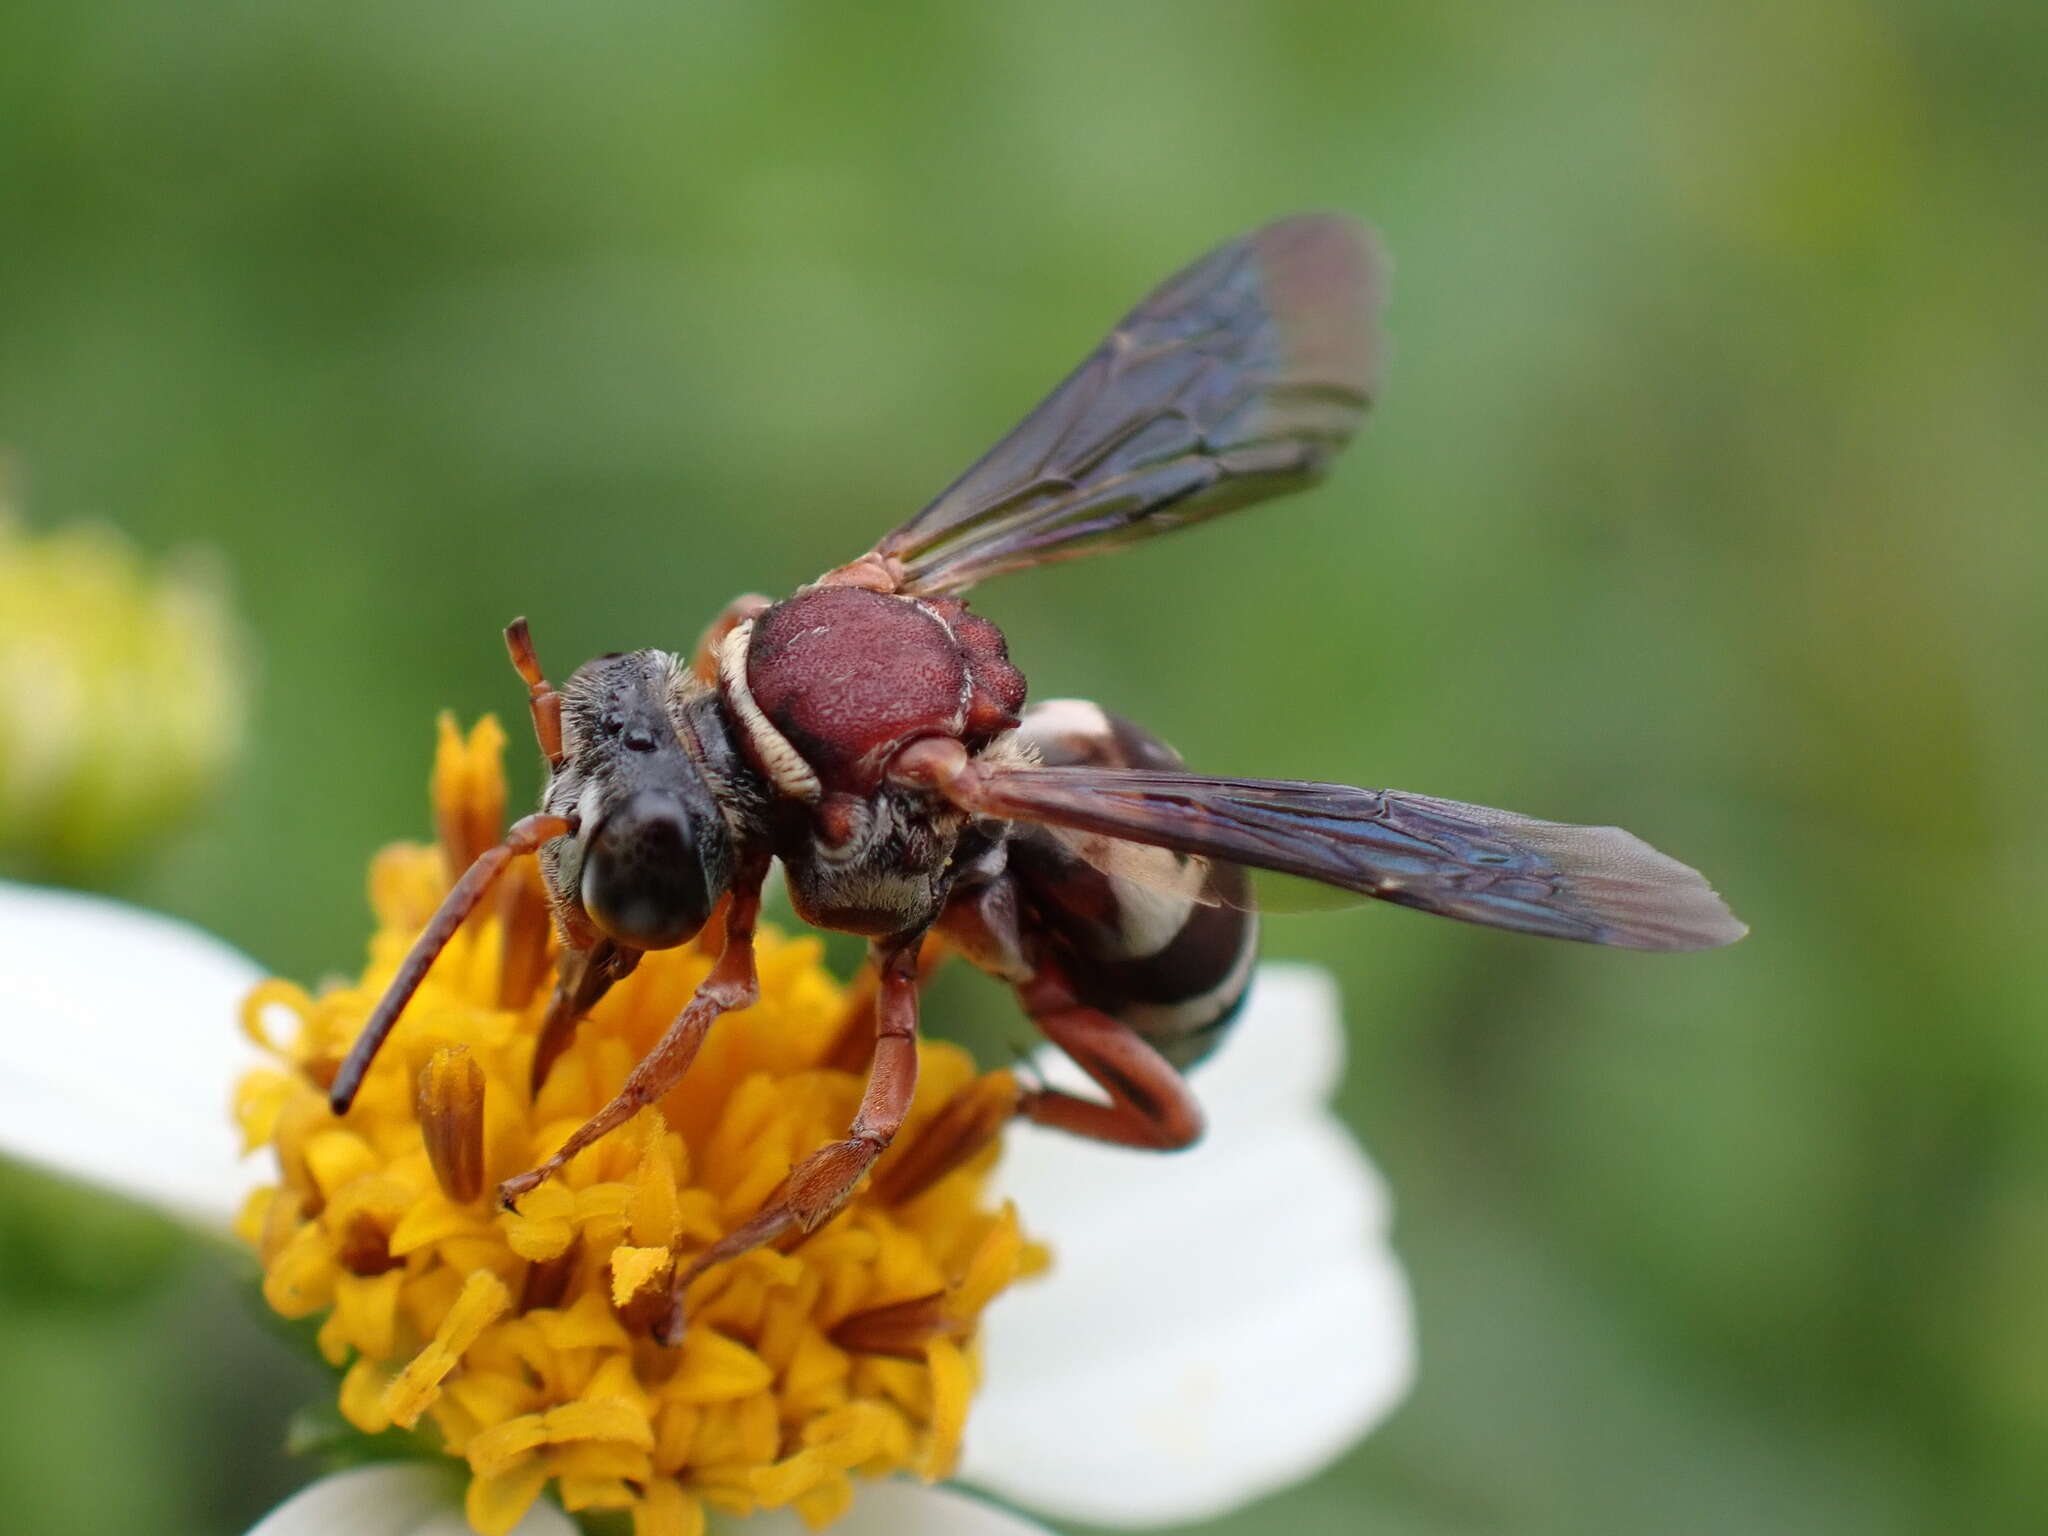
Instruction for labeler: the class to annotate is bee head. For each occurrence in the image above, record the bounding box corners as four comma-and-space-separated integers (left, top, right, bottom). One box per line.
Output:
551, 651, 735, 950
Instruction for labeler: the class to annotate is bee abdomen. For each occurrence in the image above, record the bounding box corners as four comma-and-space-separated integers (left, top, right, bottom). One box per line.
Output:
1007, 700, 1259, 1070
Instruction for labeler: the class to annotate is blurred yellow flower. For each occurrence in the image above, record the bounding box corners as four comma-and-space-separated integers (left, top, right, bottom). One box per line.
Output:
234, 717, 1041, 1536
0, 483, 248, 871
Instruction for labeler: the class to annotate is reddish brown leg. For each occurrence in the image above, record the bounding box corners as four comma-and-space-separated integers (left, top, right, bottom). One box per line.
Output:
659, 932, 926, 1342
888, 743, 1206, 1152
690, 593, 773, 685
527, 939, 642, 1093
1013, 970, 1204, 1150
820, 933, 950, 1072
504, 618, 565, 772
499, 872, 766, 1207
330, 811, 575, 1114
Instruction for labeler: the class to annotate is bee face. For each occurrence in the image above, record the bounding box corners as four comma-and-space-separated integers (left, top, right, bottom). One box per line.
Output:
546, 651, 737, 950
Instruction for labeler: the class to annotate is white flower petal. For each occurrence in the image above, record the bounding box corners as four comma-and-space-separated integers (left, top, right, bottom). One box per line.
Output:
964, 963, 1414, 1527
0, 881, 264, 1224
247, 1464, 575, 1536
738, 1480, 1058, 1536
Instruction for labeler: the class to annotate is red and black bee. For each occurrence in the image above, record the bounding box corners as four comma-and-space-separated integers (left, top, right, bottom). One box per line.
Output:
332, 215, 1743, 1333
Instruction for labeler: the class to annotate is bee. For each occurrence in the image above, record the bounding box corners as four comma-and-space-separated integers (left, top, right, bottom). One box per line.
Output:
332, 215, 1743, 1332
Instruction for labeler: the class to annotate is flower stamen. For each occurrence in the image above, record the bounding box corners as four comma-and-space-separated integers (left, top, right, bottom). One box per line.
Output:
336, 1210, 402, 1277
418, 1045, 487, 1203
828, 1291, 969, 1361
517, 1236, 583, 1315
494, 861, 555, 1010
433, 713, 508, 881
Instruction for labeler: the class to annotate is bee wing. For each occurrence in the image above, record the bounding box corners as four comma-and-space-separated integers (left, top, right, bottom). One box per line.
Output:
872, 214, 1384, 595
1036, 822, 1398, 914
964, 766, 1746, 951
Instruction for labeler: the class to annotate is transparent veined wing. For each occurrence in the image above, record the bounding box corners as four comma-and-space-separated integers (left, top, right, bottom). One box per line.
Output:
873, 214, 1384, 594
963, 765, 1745, 951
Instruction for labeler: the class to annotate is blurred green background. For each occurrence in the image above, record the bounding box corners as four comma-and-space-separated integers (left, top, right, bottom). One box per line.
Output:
3, 2, 2045, 1532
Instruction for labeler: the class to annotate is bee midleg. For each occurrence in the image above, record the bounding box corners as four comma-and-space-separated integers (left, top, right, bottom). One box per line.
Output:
1006, 698, 1261, 1076
820, 937, 951, 1073
658, 928, 930, 1338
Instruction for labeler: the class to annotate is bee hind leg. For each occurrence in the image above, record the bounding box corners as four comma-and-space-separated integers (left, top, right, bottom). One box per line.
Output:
1013, 969, 1204, 1151
860, 961, 1204, 1215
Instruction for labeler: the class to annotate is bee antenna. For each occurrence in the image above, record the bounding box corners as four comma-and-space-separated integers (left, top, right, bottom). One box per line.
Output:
328, 811, 574, 1114
505, 618, 566, 771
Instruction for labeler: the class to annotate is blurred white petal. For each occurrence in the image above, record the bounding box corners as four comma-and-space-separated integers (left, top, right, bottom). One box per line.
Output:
738, 1480, 1057, 1535
964, 964, 1414, 1527
246, 1463, 575, 1536
253, 1470, 1056, 1536
0, 881, 263, 1224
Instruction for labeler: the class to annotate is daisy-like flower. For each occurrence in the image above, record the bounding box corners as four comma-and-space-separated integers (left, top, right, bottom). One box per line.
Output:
0, 718, 1414, 1536
0, 482, 248, 872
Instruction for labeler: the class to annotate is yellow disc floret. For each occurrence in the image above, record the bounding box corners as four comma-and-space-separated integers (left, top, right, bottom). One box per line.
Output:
234, 716, 1043, 1536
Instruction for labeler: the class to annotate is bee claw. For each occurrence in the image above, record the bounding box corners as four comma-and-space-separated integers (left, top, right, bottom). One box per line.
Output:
498, 1168, 546, 1210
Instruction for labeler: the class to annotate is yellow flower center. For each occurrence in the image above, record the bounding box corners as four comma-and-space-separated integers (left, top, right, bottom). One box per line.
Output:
233, 716, 1043, 1536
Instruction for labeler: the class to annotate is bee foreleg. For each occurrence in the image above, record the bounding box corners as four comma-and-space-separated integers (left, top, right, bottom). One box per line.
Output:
498, 871, 765, 1208
819, 932, 951, 1072
1014, 968, 1204, 1151
526, 938, 641, 1094
785, 934, 923, 1220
